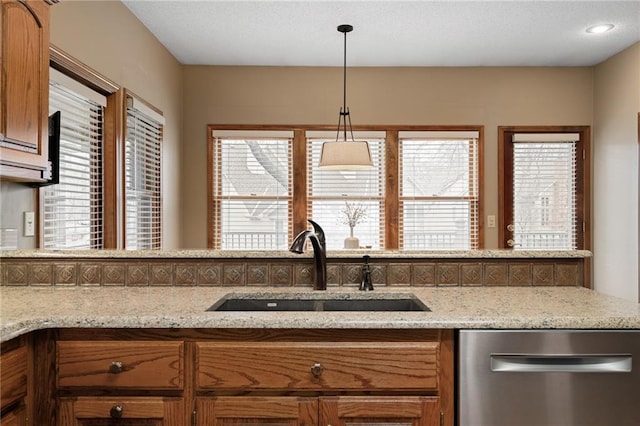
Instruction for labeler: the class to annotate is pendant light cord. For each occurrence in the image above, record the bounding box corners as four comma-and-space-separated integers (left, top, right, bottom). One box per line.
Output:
336, 24, 355, 143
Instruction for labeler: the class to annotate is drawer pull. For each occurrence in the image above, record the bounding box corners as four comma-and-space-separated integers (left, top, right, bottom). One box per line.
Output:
310, 362, 324, 378
110, 405, 123, 418
108, 361, 124, 374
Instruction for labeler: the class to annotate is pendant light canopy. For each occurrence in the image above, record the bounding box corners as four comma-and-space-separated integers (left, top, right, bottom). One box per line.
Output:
318, 24, 373, 169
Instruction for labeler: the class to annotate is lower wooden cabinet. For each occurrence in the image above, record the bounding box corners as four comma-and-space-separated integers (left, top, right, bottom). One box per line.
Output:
58, 397, 184, 425
195, 396, 441, 426
196, 396, 318, 426
0, 403, 27, 426
33, 328, 453, 426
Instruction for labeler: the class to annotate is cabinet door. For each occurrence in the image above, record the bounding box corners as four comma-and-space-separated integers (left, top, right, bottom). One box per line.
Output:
196, 397, 317, 426
58, 397, 185, 426
320, 396, 441, 426
0, 403, 27, 426
0, 0, 50, 179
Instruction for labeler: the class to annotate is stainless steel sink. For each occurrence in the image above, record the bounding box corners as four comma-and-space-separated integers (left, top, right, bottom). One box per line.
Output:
207, 294, 430, 312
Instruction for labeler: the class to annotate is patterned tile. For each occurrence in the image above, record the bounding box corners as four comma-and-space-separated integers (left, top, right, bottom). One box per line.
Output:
247, 264, 269, 286
483, 264, 508, 286
150, 264, 173, 286
223, 263, 245, 286
78, 263, 102, 286
5, 263, 28, 286
55, 263, 77, 286
437, 264, 459, 286
326, 264, 341, 287
461, 263, 482, 286
31, 263, 53, 286
388, 264, 411, 286
198, 264, 222, 286
103, 264, 126, 286
370, 265, 387, 287
294, 264, 313, 287
556, 263, 579, 286
127, 264, 149, 286
342, 264, 362, 287
270, 264, 292, 286
532, 264, 554, 286
175, 264, 197, 286
412, 264, 436, 286
509, 263, 532, 286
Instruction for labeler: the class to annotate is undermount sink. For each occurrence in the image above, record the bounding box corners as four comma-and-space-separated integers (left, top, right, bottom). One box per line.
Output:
206, 294, 430, 312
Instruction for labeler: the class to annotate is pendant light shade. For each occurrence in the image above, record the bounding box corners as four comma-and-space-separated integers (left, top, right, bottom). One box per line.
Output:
318, 24, 373, 169
318, 140, 372, 169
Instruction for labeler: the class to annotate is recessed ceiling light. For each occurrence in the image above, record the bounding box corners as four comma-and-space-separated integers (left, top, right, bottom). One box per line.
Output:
586, 24, 615, 34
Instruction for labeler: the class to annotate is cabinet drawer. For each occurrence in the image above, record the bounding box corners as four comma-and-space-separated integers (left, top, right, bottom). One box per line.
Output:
196, 342, 439, 391
57, 341, 184, 390
59, 396, 184, 423
1, 346, 27, 409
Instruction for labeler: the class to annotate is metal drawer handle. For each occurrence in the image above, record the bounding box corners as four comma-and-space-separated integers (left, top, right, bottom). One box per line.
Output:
110, 405, 123, 418
108, 361, 124, 374
310, 362, 324, 378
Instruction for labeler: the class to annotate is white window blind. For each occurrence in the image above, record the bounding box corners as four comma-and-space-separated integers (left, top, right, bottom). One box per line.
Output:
307, 132, 386, 249
125, 96, 162, 250
512, 134, 577, 249
43, 76, 104, 249
212, 133, 292, 250
399, 132, 479, 250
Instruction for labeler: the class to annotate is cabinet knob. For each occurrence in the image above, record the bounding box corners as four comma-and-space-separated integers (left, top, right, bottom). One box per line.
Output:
108, 361, 124, 374
110, 405, 123, 418
310, 362, 324, 378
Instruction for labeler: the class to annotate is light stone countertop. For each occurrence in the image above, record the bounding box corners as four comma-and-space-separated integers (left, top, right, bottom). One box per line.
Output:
0, 249, 592, 259
1, 286, 638, 343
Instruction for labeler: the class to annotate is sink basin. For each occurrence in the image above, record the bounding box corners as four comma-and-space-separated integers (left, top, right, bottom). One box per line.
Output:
207, 294, 430, 312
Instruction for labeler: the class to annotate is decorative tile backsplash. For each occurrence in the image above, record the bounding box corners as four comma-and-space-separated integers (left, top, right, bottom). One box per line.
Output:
0, 256, 585, 288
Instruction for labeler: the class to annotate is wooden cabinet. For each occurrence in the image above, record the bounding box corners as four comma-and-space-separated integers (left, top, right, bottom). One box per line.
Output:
39, 328, 453, 426
0, 338, 29, 426
194, 329, 453, 426
55, 337, 186, 425
0, 0, 51, 182
58, 397, 184, 425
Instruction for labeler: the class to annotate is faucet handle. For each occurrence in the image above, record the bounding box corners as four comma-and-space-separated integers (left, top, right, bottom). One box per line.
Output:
360, 255, 373, 291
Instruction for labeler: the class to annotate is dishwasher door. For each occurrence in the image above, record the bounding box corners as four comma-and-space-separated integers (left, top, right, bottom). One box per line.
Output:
458, 330, 640, 426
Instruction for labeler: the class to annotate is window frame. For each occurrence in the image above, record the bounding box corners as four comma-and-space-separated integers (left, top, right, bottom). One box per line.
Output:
498, 125, 591, 252
41, 45, 122, 249
207, 124, 484, 250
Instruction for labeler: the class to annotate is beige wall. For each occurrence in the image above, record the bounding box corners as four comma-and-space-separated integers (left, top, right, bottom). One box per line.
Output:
0, 0, 183, 249
593, 42, 640, 302
182, 65, 594, 248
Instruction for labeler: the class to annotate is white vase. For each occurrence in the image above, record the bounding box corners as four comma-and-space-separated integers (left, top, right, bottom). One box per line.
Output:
344, 227, 359, 249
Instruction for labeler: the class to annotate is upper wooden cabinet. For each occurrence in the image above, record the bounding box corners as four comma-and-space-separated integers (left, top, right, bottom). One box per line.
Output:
0, 0, 51, 182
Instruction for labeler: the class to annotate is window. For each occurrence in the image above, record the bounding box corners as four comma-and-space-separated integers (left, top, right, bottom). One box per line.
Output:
399, 131, 480, 250
499, 127, 590, 250
307, 132, 385, 249
211, 131, 293, 250
124, 95, 163, 249
42, 68, 106, 249
208, 125, 484, 250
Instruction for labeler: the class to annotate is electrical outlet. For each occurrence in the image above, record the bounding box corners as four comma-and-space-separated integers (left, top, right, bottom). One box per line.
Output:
23, 211, 35, 237
487, 215, 496, 228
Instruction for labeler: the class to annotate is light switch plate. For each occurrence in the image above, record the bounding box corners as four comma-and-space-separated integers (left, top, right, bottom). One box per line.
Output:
487, 215, 496, 228
23, 211, 35, 237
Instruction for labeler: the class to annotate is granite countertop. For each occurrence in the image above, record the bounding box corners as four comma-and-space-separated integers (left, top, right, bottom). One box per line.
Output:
1, 286, 638, 342
0, 249, 592, 259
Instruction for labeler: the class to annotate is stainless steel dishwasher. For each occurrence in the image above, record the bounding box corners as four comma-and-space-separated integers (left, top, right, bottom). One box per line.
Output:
458, 330, 640, 426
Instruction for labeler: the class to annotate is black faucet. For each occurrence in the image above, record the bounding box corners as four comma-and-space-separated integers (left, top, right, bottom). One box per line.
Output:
359, 255, 374, 291
289, 220, 327, 291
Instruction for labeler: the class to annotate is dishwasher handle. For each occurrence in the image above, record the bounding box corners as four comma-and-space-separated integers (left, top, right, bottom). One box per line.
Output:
491, 354, 632, 373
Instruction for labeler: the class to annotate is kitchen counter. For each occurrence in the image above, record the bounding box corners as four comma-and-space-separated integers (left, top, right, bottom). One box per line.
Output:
1, 286, 638, 342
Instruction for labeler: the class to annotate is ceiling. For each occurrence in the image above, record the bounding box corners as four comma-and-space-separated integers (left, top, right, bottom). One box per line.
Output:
122, 0, 640, 67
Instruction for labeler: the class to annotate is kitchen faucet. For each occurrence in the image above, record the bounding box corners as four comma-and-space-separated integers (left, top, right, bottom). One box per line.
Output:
289, 219, 327, 291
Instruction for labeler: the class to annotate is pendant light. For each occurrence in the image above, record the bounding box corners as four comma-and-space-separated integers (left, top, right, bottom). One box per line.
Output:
318, 24, 373, 169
